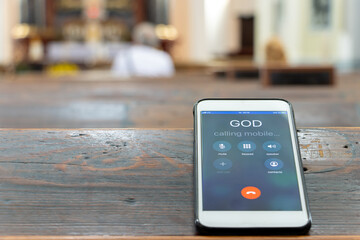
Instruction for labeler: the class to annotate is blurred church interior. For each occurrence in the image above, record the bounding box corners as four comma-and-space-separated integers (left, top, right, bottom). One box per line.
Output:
0, 0, 359, 128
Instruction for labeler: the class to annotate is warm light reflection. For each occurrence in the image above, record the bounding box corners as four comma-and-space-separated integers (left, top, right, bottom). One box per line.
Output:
11, 24, 33, 39
155, 24, 178, 41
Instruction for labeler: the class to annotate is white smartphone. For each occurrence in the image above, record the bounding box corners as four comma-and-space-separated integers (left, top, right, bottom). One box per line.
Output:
194, 99, 311, 233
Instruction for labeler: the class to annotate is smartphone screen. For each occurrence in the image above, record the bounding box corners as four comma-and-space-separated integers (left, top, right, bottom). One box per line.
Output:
201, 110, 302, 211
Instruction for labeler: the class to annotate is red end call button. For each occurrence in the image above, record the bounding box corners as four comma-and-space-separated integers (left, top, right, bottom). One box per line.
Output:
241, 186, 261, 200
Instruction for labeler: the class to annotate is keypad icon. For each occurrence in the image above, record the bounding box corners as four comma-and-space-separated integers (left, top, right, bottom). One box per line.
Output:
238, 141, 256, 152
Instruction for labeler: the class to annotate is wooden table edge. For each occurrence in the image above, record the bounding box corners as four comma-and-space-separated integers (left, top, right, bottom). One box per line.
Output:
0, 127, 359, 131
1, 236, 359, 240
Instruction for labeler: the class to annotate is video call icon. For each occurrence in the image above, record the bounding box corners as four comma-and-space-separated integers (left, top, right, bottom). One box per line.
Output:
238, 141, 256, 152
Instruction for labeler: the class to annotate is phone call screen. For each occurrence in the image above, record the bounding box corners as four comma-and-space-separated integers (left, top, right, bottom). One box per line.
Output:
201, 111, 302, 211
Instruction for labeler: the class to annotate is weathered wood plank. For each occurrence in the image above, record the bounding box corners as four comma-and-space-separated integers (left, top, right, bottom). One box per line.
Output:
1, 72, 360, 128
0, 236, 359, 240
0, 128, 359, 237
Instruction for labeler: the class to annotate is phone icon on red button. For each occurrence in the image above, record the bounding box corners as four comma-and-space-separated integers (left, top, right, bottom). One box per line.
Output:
241, 186, 261, 199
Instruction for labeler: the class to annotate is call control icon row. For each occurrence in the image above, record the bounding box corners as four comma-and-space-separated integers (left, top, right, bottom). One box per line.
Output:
213, 158, 284, 171
213, 140, 281, 152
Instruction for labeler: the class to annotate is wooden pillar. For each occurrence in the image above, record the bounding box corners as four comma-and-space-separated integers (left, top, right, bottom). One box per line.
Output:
0, 0, 20, 66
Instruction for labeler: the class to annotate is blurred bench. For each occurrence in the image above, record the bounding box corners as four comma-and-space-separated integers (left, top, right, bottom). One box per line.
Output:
211, 64, 335, 85
212, 65, 259, 79
262, 65, 335, 86
0, 128, 359, 239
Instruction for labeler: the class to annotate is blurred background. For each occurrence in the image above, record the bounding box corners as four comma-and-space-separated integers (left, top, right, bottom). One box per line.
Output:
0, 0, 359, 128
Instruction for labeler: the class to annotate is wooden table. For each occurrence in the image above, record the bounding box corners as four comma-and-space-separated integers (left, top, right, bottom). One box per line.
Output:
1, 72, 360, 128
0, 128, 359, 239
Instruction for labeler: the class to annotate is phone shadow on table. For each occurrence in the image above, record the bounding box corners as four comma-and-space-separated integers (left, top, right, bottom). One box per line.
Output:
195, 224, 312, 236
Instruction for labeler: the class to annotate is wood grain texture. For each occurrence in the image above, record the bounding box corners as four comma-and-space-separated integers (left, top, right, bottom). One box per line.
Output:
1, 72, 360, 128
1, 236, 359, 240
0, 128, 359, 237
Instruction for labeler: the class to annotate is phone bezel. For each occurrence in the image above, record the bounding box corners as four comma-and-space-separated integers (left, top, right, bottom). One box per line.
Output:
194, 99, 311, 229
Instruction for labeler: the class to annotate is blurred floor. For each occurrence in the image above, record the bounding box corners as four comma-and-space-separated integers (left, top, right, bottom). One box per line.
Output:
0, 71, 359, 128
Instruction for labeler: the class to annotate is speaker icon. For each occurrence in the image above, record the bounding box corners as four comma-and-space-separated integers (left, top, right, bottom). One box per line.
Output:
263, 141, 281, 152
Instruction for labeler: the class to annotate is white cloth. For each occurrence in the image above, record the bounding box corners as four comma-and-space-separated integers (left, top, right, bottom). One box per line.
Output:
46, 42, 128, 63
111, 45, 174, 78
